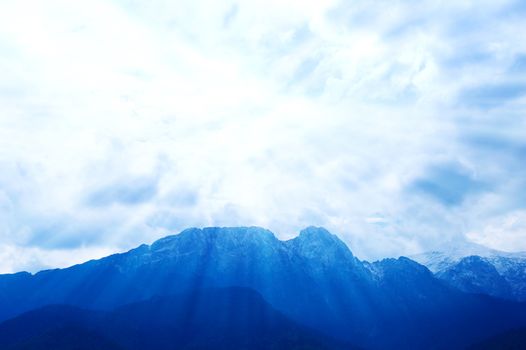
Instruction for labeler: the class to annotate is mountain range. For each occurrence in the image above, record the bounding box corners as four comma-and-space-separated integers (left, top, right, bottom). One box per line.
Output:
412, 242, 526, 301
0, 226, 525, 349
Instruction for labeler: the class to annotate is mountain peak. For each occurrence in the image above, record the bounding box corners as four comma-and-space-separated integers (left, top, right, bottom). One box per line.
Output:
290, 226, 354, 261
296, 226, 349, 248
411, 240, 526, 271
150, 226, 279, 253
298, 226, 334, 240
151, 226, 355, 265
436, 255, 513, 299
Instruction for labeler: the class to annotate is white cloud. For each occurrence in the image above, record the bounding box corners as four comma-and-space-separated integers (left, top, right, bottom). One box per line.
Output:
0, 243, 116, 273
0, 0, 525, 272
467, 211, 526, 251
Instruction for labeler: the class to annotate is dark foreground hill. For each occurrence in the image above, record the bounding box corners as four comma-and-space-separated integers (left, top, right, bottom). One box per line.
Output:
0, 226, 525, 349
468, 327, 526, 350
0, 287, 354, 350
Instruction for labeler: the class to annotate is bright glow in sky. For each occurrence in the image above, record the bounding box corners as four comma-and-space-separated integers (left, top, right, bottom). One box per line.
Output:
1, 0, 526, 272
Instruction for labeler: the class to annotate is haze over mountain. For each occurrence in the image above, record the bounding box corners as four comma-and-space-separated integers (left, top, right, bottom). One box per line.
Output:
0, 226, 525, 349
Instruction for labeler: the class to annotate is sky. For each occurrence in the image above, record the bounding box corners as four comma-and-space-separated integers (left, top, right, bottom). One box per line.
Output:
0, 0, 526, 273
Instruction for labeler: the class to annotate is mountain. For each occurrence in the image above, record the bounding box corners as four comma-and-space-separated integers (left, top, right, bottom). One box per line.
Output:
0, 226, 526, 349
412, 242, 526, 301
436, 256, 513, 300
0, 287, 352, 350
0, 322, 122, 350
0, 226, 376, 342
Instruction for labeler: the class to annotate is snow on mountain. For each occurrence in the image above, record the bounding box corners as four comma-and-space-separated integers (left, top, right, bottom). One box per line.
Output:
411, 241, 526, 301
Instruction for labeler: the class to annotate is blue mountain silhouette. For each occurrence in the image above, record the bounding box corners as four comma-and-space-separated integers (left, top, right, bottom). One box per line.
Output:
0, 287, 354, 349
0, 226, 525, 349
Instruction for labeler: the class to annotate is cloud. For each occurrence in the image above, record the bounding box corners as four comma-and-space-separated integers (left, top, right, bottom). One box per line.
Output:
0, 244, 115, 273
223, 4, 238, 28
409, 163, 486, 206
509, 54, 526, 74
0, 0, 525, 272
467, 210, 526, 251
85, 176, 159, 207
458, 83, 526, 109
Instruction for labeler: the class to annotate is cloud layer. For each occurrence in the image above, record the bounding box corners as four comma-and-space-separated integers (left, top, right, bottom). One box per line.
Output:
0, 0, 525, 272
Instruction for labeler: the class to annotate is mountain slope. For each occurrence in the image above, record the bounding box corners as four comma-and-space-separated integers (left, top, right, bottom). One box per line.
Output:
468, 327, 526, 350
0, 227, 377, 342
0, 287, 353, 350
0, 227, 526, 349
436, 256, 513, 299
363, 257, 526, 349
4, 326, 123, 350
412, 244, 526, 301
